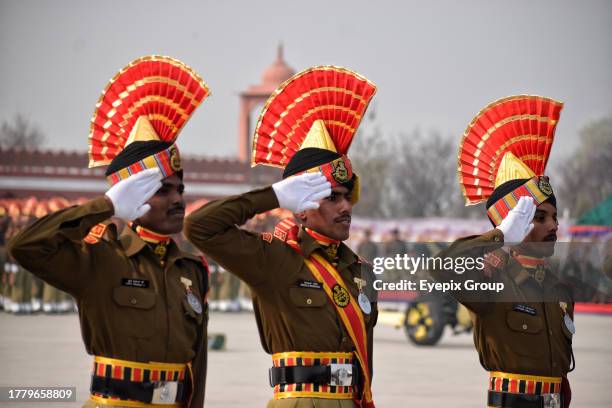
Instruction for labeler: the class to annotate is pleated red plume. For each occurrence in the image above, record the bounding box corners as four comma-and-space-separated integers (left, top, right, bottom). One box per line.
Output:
251, 65, 376, 168
88, 55, 210, 167
458, 95, 563, 205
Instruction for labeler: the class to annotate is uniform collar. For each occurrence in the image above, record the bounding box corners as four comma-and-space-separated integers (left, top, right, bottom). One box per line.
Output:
508, 254, 560, 287
119, 226, 148, 257
118, 226, 200, 265
512, 252, 547, 270
133, 224, 171, 244
298, 227, 358, 270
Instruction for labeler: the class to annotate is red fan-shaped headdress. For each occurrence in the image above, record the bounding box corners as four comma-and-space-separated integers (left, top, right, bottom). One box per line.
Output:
457, 95, 563, 225
252, 65, 376, 168
88, 55, 210, 184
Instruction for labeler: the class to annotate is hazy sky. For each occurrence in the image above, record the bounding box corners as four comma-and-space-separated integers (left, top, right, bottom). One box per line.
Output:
1, 0, 611, 171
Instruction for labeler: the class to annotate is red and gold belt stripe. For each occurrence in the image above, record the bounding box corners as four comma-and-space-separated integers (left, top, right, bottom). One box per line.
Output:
272, 351, 356, 400
90, 356, 189, 407
93, 356, 187, 383
489, 371, 562, 395
272, 351, 353, 367
304, 254, 375, 408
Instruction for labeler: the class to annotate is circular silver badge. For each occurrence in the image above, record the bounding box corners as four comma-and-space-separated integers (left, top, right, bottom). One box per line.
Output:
187, 292, 202, 314
564, 314, 575, 334
358, 293, 371, 315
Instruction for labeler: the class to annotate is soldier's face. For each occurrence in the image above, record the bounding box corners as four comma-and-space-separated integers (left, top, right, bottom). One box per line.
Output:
137, 173, 186, 235
300, 186, 353, 241
521, 201, 558, 257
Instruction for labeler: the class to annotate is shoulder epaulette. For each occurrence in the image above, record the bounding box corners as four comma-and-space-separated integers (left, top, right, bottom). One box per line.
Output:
483, 250, 508, 277
271, 218, 300, 252
83, 223, 108, 244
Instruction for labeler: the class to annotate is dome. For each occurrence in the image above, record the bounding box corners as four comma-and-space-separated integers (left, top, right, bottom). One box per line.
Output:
261, 44, 295, 87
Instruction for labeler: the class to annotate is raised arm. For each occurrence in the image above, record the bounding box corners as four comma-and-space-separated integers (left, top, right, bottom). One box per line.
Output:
8, 168, 162, 297
184, 173, 331, 288
8, 196, 112, 297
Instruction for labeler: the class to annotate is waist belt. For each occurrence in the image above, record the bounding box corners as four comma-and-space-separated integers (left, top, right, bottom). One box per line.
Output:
89, 356, 191, 407
270, 351, 358, 400
489, 371, 562, 395
488, 371, 562, 408
488, 391, 562, 408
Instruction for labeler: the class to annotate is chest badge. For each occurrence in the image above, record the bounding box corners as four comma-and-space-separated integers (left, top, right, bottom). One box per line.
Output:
154, 243, 167, 259
354, 277, 371, 315
180, 276, 202, 315
326, 244, 339, 260
560, 301, 575, 334
534, 265, 546, 284
332, 284, 350, 308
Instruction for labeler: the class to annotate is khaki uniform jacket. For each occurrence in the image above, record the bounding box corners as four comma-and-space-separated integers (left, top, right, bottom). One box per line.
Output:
184, 187, 378, 377
8, 196, 208, 407
431, 229, 574, 378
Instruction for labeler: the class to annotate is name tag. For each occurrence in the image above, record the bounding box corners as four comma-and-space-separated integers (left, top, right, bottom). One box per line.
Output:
298, 280, 322, 290
122, 278, 150, 288
513, 304, 536, 316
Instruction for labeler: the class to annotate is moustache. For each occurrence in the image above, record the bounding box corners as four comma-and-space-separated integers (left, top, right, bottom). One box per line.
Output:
167, 205, 185, 215
334, 214, 352, 223
543, 234, 557, 242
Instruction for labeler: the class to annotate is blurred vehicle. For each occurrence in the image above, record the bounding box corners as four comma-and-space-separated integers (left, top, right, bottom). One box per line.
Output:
378, 291, 472, 346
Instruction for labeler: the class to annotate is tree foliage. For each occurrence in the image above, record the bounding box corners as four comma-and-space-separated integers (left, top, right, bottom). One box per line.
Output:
556, 115, 612, 218
352, 114, 612, 220
0, 114, 45, 149
351, 125, 481, 218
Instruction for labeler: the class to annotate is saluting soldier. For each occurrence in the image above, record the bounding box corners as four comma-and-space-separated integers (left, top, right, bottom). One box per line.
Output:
9, 56, 211, 407
185, 66, 378, 408
431, 95, 574, 407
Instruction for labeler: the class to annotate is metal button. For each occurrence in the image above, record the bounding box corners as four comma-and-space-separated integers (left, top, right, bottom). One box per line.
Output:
522, 324, 528, 330
306, 298, 312, 305
130, 298, 137, 305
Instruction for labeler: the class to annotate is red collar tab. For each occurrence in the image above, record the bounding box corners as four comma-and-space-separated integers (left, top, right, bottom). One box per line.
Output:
305, 228, 340, 246
513, 253, 546, 269
133, 224, 171, 245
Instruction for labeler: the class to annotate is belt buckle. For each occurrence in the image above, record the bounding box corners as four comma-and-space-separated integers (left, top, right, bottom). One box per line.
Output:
542, 393, 560, 408
151, 381, 178, 405
329, 363, 353, 386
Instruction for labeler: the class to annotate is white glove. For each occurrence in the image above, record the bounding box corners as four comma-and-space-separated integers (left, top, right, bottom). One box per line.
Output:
496, 196, 537, 243
272, 172, 332, 213
105, 168, 163, 221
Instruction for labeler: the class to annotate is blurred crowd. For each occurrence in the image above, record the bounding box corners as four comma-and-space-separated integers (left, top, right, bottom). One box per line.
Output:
1, 197, 611, 316
0, 197, 81, 314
